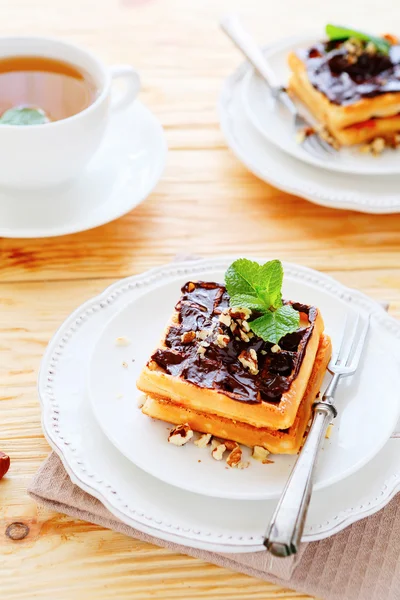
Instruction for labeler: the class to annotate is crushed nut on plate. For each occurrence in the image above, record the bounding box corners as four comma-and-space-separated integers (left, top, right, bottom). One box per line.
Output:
115, 336, 131, 346
212, 443, 227, 460
194, 433, 212, 448
237, 461, 250, 470
223, 439, 239, 451
252, 446, 270, 463
325, 424, 334, 439
168, 423, 193, 446
226, 446, 242, 468
122, 361, 128, 368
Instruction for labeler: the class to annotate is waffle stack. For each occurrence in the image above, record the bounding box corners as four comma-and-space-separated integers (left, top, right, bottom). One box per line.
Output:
288, 37, 400, 146
137, 281, 331, 454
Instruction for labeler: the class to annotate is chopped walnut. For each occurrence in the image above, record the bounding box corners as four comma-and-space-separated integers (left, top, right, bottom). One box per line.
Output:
226, 446, 242, 468
344, 37, 363, 56
194, 433, 212, 448
241, 320, 250, 332
238, 349, 259, 375
216, 334, 230, 348
365, 41, 377, 55
181, 330, 196, 344
197, 329, 211, 340
271, 344, 281, 353
212, 443, 227, 460
229, 306, 252, 321
187, 282, 196, 292
224, 440, 239, 451
252, 446, 270, 463
197, 345, 207, 356
219, 311, 232, 327
168, 423, 193, 446
360, 137, 386, 156
147, 360, 158, 371
211, 438, 221, 450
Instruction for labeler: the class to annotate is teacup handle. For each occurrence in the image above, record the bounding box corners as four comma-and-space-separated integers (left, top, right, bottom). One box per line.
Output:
109, 65, 140, 112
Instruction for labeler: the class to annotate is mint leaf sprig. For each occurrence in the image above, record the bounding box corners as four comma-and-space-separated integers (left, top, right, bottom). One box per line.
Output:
224, 259, 300, 345
0, 107, 49, 126
325, 24, 391, 55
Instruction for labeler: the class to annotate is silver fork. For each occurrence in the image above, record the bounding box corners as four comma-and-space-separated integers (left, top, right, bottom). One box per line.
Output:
220, 15, 337, 158
264, 313, 370, 557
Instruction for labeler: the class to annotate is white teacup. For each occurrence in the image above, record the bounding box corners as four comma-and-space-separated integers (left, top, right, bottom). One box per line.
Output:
0, 37, 140, 188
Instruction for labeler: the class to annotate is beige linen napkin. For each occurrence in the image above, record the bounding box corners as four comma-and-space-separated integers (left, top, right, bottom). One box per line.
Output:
29, 450, 400, 600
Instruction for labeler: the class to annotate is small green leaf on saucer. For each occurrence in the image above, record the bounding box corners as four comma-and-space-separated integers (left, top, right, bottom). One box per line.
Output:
0, 107, 49, 125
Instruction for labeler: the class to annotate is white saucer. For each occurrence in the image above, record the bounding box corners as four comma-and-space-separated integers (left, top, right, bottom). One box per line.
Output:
219, 62, 400, 213
88, 261, 400, 500
242, 35, 400, 176
0, 101, 167, 238
38, 258, 400, 551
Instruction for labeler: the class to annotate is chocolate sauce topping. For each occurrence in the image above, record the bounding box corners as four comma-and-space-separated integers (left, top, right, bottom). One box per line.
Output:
150, 281, 317, 405
299, 40, 400, 105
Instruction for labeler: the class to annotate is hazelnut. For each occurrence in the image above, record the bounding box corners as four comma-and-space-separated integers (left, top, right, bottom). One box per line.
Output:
226, 446, 242, 468
252, 446, 270, 463
181, 330, 196, 344
212, 443, 227, 461
0, 451, 10, 479
194, 433, 212, 448
168, 423, 193, 446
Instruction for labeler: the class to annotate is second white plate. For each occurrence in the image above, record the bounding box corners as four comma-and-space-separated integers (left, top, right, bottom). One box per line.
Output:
88, 261, 400, 500
242, 34, 400, 176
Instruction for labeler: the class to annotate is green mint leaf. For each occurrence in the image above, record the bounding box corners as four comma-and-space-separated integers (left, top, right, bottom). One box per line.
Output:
255, 259, 283, 309
229, 293, 267, 312
325, 24, 390, 55
249, 305, 300, 345
225, 258, 262, 299
0, 107, 49, 125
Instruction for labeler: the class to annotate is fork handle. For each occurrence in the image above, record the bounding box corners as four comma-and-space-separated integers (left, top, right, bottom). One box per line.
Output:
264, 402, 336, 557
220, 14, 280, 91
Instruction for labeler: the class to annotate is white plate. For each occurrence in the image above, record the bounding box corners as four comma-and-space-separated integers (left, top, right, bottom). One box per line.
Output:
0, 101, 167, 238
242, 35, 400, 176
38, 258, 400, 551
88, 263, 400, 500
219, 63, 400, 213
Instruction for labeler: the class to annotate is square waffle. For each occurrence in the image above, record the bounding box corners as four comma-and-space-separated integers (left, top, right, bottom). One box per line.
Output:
137, 281, 327, 432
288, 38, 400, 145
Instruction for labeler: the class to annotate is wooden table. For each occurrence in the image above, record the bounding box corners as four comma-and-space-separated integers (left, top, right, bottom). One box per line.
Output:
1, 0, 399, 598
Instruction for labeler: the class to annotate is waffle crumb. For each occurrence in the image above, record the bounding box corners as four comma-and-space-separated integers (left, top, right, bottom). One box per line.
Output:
237, 461, 250, 470
325, 424, 334, 439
